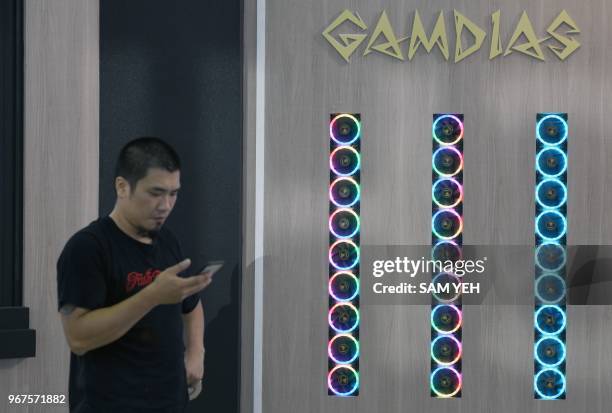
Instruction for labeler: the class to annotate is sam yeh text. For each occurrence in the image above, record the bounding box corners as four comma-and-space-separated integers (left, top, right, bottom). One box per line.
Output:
373, 282, 480, 295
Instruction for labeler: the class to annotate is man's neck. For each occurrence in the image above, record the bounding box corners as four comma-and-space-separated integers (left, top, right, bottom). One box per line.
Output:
109, 209, 153, 245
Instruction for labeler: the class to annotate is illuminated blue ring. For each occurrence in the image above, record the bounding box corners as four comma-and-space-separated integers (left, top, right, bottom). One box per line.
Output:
430, 366, 462, 398
432, 146, 463, 178
330, 146, 361, 177
537, 115, 568, 146
328, 302, 360, 334
535, 305, 567, 336
535, 210, 567, 242
328, 365, 359, 396
432, 115, 464, 146
328, 334, 360, 365
431, 334, 462, 366
535, 273, 566, 304
329, 208, 360, 239
432, 178, 463, 209
536, 179, 567, 210
535, 336, 566, 368
534, 368, 566, 400
431, 240, 462, 261
329, 178, 360, 208
535, 243, 567, 272
431, 272, 462, 303
431, 304, 462, 334
329, 240, 360, 271
329, 272, 360, 302
330, 114, 361, 146
536, 147, 567, 178
431, 209, 463, 241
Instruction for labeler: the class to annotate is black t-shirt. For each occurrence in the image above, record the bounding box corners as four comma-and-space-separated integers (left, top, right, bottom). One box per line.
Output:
56, 216, 200, 413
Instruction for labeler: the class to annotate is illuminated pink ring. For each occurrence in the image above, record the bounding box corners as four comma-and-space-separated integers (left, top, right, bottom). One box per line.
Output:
431, 334, 463, 366
330, 114, 360, 145
329, 177, 360, 208
432, 178, 464, 209
432, 209, 463, 240
330, 146, 360, 177
432, 146, 464, 177
431, 304, 463, 334
329, 208, 360, 239
328, 271, 359, 302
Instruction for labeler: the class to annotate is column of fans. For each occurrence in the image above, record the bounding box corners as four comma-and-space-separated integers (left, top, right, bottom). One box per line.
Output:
328, 114, 361, 396
430, 114, 464, 398
325, 113, 570, 400
534, 114, 568, 400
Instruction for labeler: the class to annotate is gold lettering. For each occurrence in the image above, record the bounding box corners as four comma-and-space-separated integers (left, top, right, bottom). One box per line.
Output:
408, 11, 449, 61
322, 9, 368, 62
546, 10, 581, 60
454, 10, 487, 63
364, 10, 405, 60
323, 9, 581, 63
489, 10, 503, 59
504, 11, 546, 60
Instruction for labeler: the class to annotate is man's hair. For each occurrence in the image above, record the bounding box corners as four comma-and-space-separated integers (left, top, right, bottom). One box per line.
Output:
114, 137, 181, 191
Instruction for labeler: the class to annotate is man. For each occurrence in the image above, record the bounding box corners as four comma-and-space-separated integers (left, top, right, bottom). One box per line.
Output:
57, 137, 212, 412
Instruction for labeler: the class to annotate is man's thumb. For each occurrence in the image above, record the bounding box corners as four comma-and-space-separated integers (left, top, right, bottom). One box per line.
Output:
167, 258, 191, 273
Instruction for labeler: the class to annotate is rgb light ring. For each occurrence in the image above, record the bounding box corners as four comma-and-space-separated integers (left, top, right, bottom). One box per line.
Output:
329, 208, 360, 239
329, 239, 360, 270
431, 304, 463, 334
431, 272, 462, 303
432, 115, 464, 146
535, 243, 567, 272
329, 177, 361, 208
535, 273, 567, 305
534, 368, 566, 400
329, 272, 360, 302
432, 146, 464, 177
328, 302, 360, 333
535, 305, 567, 336
536, 147, 568, 178
327, 365, 359, 396
330, 114, 361, 146
432, 178, 464, 209
535, 336, 566, 368
431, 334, 463, 366
535, 210, 567, 242
330, 146, 361, 177
432, 209, 464, 240
430, 366, 462, 398
431, 240, 463, 261
328, 334, 360, 365
536, 179, 567, 209
537, 115, 568, 146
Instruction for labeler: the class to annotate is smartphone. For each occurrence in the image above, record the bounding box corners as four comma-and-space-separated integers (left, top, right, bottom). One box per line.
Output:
195, 261, 224, 277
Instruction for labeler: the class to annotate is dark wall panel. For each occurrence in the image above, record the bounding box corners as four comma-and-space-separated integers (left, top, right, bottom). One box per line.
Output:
100, 1, 242, 411
0, 0, 23, 307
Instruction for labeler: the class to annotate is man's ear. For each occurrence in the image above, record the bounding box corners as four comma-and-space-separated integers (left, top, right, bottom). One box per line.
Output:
115, 176, 130, 198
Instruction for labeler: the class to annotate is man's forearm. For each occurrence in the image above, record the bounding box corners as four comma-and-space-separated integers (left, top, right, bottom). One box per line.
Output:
183, 301, 204, 353
62, 287, 157, 355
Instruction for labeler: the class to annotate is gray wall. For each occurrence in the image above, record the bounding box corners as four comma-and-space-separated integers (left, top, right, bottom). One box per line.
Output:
248, 0, 612, 412
0, 0, 99, 412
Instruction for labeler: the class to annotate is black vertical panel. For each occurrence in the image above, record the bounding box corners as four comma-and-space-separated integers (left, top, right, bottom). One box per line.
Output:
100, 1, 242, 411
0, 0, 24, 307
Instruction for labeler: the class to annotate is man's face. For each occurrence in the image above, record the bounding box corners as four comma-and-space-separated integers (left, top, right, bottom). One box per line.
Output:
118, 168, 180, 237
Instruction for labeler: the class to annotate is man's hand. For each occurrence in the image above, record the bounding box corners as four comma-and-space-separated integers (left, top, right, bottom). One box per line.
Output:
144, 259, 212, 305
185, 348, 205, 385
185, 348, 204, 400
